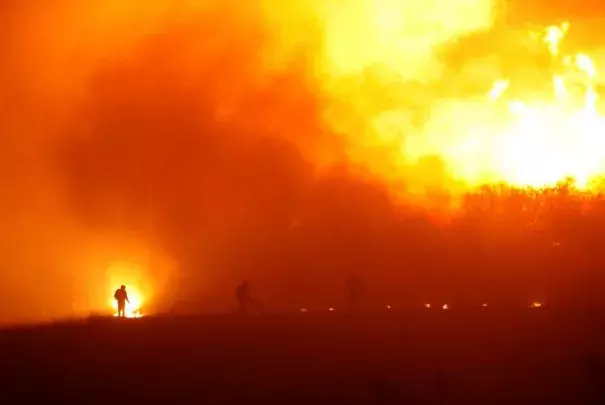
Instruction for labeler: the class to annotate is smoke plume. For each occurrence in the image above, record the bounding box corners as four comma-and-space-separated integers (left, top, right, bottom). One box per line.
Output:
3, 0, 605, 323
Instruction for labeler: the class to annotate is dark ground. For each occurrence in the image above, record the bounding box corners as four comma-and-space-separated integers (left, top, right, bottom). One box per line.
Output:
1, 309, 605, 404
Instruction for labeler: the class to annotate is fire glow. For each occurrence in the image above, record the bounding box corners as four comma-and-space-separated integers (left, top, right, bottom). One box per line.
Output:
320, 11, 605, 195
105, 263, 150, 319
110, 285, 144, 318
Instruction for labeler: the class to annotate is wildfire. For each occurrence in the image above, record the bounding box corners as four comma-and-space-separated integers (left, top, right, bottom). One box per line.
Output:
442, 22, 605, 190
319, 10, 605, 194
470, 22, 605, 189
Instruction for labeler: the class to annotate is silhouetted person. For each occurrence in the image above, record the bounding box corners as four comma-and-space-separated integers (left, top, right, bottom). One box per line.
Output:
345, 273, 365, 313
236, 281, 252, 313
114, 285, 130, 318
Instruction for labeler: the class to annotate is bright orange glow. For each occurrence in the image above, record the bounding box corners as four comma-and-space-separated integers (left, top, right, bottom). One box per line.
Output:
316, 0, 493, 80
8, 1, 605, 324
111, 285, 144, 318
106, 263, 151, 318
465, 23, 605, 190
319, 12, 605, 195
530, 302, 543, 308
442, 304, 449, 310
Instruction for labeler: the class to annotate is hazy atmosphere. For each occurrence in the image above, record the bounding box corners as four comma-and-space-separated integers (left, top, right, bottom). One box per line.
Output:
2, 0, 605, 324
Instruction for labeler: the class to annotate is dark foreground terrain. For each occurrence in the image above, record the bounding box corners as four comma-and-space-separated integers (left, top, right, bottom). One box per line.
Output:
1, 309, 605, 404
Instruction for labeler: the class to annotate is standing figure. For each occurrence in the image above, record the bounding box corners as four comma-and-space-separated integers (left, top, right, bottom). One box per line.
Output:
114, 285, 130, 318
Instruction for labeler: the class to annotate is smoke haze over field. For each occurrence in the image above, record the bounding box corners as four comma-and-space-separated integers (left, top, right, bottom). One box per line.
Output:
2, 0, 605, 323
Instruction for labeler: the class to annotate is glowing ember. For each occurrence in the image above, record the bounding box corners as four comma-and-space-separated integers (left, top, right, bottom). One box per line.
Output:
386, 305, 392, 309
530, 302, 543, 308
442, 304, 449, 310
424, 304, 432, 309
482, 303, 488, 307
329, 307, 335, 312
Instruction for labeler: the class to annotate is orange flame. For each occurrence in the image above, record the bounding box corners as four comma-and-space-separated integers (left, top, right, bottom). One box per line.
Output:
319, 14, 605, 196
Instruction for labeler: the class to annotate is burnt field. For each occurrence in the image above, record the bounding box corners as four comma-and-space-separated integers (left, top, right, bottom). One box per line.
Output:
2, 310, 605, 404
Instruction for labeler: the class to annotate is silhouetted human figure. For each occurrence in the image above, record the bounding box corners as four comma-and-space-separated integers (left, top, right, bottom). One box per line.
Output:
114, 285, 130, 318
345, 273, 365, 313
236, 281, 252, 314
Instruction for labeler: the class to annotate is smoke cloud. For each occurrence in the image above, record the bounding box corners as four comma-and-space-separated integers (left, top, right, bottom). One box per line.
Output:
2, 0, 605, 323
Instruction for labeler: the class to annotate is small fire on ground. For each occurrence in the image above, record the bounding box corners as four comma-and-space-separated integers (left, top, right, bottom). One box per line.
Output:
111, 286, 144, 318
